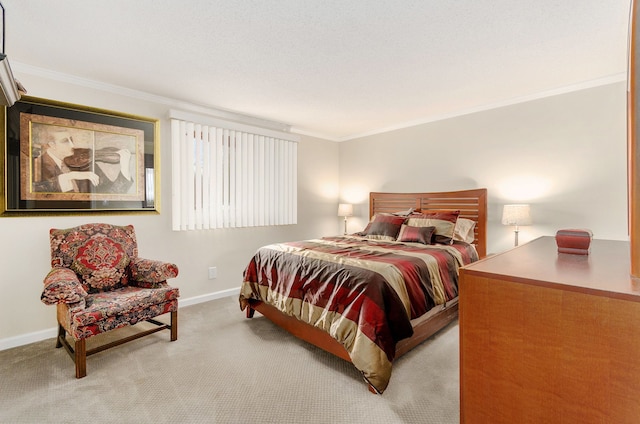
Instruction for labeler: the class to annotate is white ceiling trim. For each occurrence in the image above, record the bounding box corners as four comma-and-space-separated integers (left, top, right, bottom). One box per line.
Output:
14, 61, 626, 143
319, 72, 628, 142
12, 61, 294, 135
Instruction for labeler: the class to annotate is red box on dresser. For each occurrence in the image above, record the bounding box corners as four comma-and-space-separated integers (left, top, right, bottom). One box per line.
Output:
555, 229, 593, 255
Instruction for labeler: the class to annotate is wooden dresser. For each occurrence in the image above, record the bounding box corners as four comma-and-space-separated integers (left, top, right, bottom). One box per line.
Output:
459, 236, 640, 424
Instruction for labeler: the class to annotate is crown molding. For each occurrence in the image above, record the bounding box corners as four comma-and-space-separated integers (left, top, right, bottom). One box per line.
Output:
13, 62, 626, 143
11, 61, 293, 133
337, 73, 627, 142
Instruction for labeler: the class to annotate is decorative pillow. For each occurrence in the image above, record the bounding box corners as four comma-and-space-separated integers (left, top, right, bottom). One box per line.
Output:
406, 210, 460, 244
70, 235, 131, 293
360, 214, 407, 241
453, 218, 476, 244
397, 225, 436, 245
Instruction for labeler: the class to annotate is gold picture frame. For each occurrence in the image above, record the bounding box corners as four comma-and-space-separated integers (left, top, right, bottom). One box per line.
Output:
1, 96, 159, 215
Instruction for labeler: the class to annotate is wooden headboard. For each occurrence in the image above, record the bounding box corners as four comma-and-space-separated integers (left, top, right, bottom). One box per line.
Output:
370, 188, 488, 258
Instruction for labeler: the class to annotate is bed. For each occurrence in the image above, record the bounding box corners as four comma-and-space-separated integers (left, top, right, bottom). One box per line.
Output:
239, 188, 487, 393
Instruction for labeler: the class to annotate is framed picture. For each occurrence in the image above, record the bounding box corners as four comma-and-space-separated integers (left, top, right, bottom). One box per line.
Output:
1, 96, 159, 215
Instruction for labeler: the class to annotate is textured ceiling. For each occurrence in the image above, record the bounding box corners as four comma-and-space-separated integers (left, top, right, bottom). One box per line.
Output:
2, 0, 632, 140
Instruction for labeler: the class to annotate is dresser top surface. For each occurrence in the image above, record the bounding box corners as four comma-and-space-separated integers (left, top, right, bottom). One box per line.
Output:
463, 236, 640, 300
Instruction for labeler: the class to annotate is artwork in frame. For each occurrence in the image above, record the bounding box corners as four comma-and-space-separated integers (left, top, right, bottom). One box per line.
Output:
1, 96, 159, 215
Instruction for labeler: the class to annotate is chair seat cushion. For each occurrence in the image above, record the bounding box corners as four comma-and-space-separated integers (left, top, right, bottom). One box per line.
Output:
71, 285, 179, 328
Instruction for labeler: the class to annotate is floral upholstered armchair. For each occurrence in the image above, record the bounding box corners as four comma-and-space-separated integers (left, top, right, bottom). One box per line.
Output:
40, 223, 179, 378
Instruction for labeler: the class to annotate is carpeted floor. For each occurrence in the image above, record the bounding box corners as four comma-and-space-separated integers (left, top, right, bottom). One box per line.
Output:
0, 296, 460, 423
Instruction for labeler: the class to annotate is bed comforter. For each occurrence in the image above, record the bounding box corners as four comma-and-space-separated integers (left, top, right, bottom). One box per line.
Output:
239, 235, 478, 393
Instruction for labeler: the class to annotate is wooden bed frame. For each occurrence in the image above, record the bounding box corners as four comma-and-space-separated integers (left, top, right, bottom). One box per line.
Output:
245, 188, 488, 392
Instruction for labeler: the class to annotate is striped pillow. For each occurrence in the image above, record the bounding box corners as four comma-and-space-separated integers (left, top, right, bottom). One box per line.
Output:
406, 210, 460, 244
361, 214, 407, 241
397, 225, 436, 245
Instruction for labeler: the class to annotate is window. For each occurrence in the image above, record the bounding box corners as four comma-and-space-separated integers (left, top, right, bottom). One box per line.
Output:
170, 111, 298, 230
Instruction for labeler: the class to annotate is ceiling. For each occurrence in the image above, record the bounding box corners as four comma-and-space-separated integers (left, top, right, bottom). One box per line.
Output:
2, 0, 632, 141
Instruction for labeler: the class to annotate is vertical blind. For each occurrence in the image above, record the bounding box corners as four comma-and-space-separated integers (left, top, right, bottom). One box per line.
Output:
171, 114, 298, 231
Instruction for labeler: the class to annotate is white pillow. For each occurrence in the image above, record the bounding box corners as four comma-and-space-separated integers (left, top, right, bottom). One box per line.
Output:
453, 218, 476, 243
391, 208, 415, 216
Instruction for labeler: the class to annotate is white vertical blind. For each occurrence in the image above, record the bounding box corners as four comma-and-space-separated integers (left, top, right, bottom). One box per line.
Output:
171, 116, 298, 231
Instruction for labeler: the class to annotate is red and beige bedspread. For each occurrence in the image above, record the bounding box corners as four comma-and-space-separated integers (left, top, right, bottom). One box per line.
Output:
239, 236, 478, 393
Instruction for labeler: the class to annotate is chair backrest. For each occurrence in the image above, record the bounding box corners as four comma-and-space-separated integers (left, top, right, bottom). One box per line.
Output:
50, 223, 138, 293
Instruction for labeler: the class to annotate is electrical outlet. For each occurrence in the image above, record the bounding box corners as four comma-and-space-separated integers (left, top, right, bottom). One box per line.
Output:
208, 267, 217, 279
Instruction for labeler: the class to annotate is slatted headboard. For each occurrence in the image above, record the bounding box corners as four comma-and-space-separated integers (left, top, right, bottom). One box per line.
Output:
369, 188, 488, 258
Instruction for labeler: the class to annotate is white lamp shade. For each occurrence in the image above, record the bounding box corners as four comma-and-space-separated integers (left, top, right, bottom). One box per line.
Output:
501, 204, 532, 226
338, 203, 353, 217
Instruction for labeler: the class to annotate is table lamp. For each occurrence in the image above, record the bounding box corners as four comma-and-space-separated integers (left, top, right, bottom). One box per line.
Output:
338, 203, 353, 235
501, 204, 532, 246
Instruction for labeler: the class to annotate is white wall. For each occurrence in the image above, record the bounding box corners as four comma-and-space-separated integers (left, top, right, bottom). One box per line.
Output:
338, 82, 628, 254
0, 72, 340, 347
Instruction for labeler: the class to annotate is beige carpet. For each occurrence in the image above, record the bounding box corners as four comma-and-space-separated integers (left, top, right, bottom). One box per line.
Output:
0, 296, 460, 423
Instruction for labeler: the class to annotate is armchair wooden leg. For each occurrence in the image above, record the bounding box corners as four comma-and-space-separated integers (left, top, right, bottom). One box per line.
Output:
56, 323, 65, 348
170, 310, 178, 341
75, 339, 87, 378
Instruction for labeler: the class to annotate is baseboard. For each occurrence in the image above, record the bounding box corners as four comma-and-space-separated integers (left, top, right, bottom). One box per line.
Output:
0, 328, 60, 352
0, 287, 240, 351
179, 287, 240, 307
